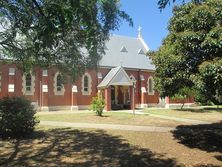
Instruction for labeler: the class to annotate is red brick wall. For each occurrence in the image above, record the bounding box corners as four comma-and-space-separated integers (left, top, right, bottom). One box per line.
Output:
1, 63, 191, 109
169, 96, 194, 104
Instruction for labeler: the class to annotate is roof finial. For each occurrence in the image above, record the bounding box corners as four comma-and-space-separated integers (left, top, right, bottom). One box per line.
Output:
138, 26, 142, 38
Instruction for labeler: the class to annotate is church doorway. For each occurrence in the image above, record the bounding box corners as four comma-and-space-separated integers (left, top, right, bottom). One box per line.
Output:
111, 85, 131, 110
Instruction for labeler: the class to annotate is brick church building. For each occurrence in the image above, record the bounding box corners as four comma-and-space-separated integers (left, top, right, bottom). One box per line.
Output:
0, 31, 194, 111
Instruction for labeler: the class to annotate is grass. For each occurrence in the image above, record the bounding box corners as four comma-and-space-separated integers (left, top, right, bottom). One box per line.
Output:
0, 125, 221, 166
1, 108, 221, 166
145, 107, 222, 122
36, 112, 190, 127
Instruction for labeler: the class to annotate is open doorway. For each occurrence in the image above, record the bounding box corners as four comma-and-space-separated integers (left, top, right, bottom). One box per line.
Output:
111, 85, 131, 110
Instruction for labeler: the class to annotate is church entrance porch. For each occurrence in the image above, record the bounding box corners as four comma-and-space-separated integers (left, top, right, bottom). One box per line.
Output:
111, 85, 131, 110
97, 66, 134, 111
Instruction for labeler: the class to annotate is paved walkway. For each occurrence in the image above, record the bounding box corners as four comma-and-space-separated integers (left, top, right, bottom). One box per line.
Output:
147, 113, 210, 124
38, 109, 211, 132
40, 121, 174, 133
111, 110, 211, 124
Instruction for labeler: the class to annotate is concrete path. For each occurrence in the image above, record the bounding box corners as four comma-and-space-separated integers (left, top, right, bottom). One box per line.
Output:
111, 110, 211, 124
40, 121, 174, 133
147, 113, 210, 124
37, 110, 92, 115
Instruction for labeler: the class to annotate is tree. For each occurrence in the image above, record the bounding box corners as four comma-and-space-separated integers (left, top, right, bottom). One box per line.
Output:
157, 0, 202, 9
171, 87, 195, 109
151, 0, 222, 105
0, 0, 132, 79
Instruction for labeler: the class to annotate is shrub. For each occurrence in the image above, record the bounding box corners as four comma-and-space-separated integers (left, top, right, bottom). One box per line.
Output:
91, 95, 105, 116
0, 96, 39, 138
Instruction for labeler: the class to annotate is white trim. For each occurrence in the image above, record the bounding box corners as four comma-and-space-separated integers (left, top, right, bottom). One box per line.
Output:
53, 72, 65, 96
147, 76, 154, 95
39, 106, 49, 111
9, 68, 15, 75
98, 66, 155, 72
71, 105, 79, 111
138, 36, 149, 52
42, 69, 48, 76
129, 75, 136, 83
22, 72, 35, 95
81, 72, 92, 95
8, 84, 14, 92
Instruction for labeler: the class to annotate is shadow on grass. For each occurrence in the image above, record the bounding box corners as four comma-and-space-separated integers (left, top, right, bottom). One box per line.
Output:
172, 121, 222, 161
173, 108, 205, 113
1, 128, 178, 167
203, 107, 222, 113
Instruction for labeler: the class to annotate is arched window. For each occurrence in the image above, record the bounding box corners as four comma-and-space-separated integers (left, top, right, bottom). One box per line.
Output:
53, 72, 65, 95
81, 73, 92, 95
56, 74, 63, 92
22, 72, 35, 95
129, 75, 136, 83
84, 75, 89, 92
148, 77, 154, 95
25, 73, 32, 91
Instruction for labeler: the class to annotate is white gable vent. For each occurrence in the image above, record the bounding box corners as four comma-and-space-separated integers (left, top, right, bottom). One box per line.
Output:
138, 49, 145, 55
120, 46, 128, 53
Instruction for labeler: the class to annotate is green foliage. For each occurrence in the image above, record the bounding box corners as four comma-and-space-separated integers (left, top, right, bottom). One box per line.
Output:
91, 95, 105, 116
171, 87, 195, 109
151, 0, 222, 104
0, 96, 39, 138
0, 0, 132, 79
157, 0, 202, 10
198, 59, 222, 105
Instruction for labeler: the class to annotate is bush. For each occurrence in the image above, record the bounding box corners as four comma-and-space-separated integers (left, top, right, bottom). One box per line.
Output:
91, 95, 105, 116
0, 96, 39, 138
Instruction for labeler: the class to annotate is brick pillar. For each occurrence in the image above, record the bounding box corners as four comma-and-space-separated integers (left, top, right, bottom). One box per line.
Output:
140, 81, 147, 108
8, 67, 15, 97
130, 86, 134, 110
41, 69, 48, 111
141, 90, 145, 107
165, 96, 170, 108
105, 87, 111, 111
71, 85, 78, 110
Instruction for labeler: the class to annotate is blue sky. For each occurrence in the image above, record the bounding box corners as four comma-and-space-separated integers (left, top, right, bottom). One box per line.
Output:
112, 0, 175, 51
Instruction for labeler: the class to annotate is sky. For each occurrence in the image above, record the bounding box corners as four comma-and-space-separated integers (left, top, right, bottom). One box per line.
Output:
112, 0, 175, 51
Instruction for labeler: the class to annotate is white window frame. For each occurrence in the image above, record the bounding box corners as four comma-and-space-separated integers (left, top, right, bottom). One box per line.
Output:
53, 72, 65, 95
81, 72, 92, 95
130, 75, 137, 85
22, 72, 35, 95
8, 84, 15, 92
147, 76, 155, 95
9, 68, 15, 75
42, 69, 48, 76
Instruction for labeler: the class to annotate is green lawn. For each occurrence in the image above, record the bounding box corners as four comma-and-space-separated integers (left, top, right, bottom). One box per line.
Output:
1, 109, 221, 166
145, 107, 222, 122
36, 112, 189, 127
1, 126, 221, 166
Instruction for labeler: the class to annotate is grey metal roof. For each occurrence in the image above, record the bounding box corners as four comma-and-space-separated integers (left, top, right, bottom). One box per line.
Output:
98, 66, 133, 89
99, 34, 155, 70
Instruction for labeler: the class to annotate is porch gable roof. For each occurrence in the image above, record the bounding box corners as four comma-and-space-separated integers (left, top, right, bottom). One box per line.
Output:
97, 66, 133, 89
